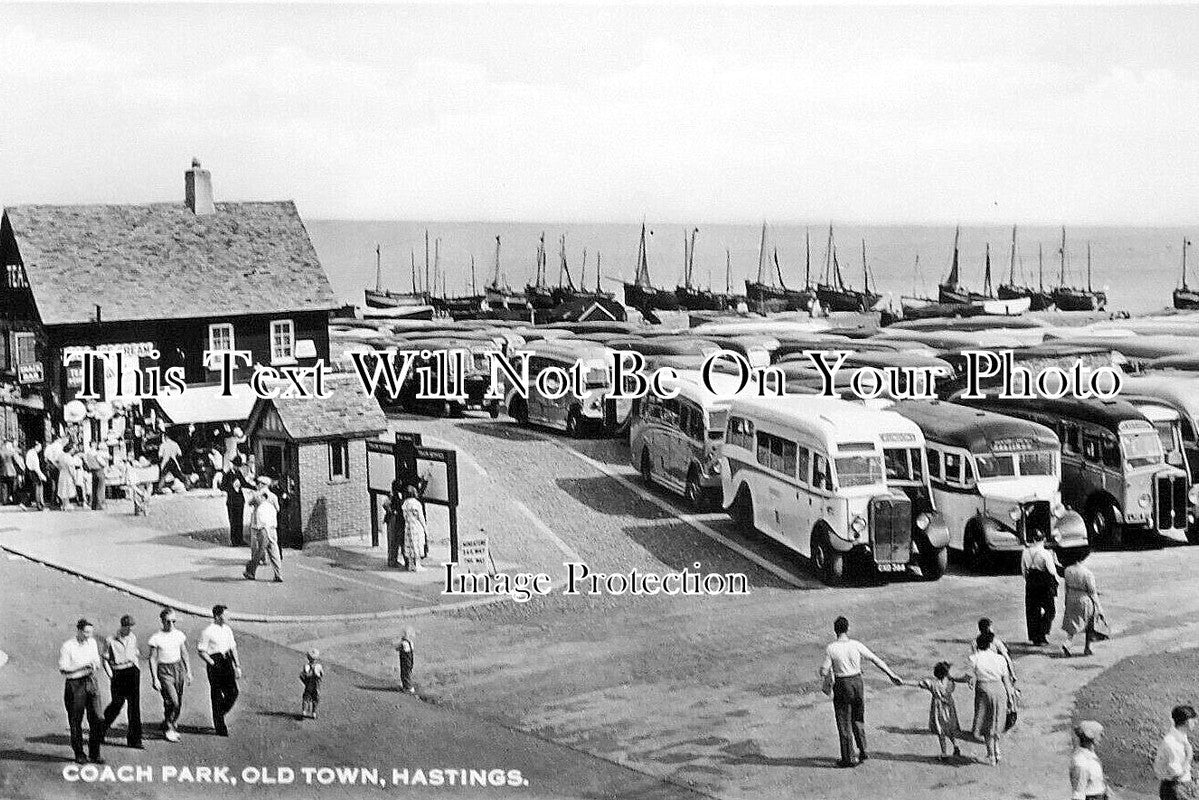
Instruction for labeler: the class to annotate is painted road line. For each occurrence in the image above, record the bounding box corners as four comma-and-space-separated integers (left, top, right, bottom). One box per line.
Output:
508, 496, 582, 562
554, 443, 811, 590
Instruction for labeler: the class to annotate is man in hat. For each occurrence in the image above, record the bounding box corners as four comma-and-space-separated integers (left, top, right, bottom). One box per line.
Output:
244, 476, 283, 582
1070, 720, 1106, 800
219, 457, 249, 547
83, 442, 110, 510
102, 614, 143, 748
58, 618, 106, 764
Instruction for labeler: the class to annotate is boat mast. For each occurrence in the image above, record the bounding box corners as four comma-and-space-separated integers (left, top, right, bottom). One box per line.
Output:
595, 251, 601, 294
689, 227, 699, 290
946, 225, 961, 288
1184, 237, 1191, 291
471, 254, 477, 295
861, 239, 869, 294
824, 224, 834, 284
983, 242, 993, 297
433, 238, 441, 298
560, 235, 576, 290
773, 247, 787, 290
725, 248, 731, 293
375, 244, 382, 293
492, 235, 502, 291
1087, 242, 1093, 292
756, 222, 767, 285
1059, 226, 1067, 287
1008, 225, 1017, 285
1038, 243, 1044, 291
636, 223, 651, 288
424, 230, 430, 298
410, 250, 416, 293
581, 248, 588, 290
805, 228, 811, 288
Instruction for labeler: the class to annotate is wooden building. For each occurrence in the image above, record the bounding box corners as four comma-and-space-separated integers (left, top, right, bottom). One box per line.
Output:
0, 160, 341, 447
244, 381, 387, 548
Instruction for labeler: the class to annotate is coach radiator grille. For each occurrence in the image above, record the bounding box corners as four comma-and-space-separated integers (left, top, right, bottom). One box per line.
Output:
1157, 475, 1189, 531
869, 496, 912, 566
603, 399, 618, 429
1020, 501, 1052, 542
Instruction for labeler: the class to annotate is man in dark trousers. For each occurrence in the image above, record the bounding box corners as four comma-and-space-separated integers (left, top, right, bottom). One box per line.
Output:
219, 458, 249, 546
1020, 531, 1061, 646
58, 618, 106, 764
196, 604, 241, 737
102, 614, 143, 748
818, 616, 904, 768
384, 479, 406, 569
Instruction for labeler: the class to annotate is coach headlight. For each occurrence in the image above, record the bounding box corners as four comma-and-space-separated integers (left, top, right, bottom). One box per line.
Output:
851, 515, 867, 536
915, 512, 931, 531
1189, 486, 1199, 504
1139, 492, 1152, 509
1051, 501, 1067, 518
1008, 507, 1022, 522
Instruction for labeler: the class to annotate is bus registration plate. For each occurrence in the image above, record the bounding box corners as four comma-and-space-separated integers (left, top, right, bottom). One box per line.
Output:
876, 563, 906, 573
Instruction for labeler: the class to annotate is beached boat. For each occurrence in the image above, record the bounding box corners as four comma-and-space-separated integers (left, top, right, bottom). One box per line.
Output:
743, 223, 814, 312
624, 222, 681, 311
938, 226, 993, 305
1173, 237, 1199, 310
675, 227, 733, 311
1050, 229, 1106, 311
483, 235, 528, 309
815, 227, 879, 312
996, 226, 1052, 311
525, 233, 556, 310
364, 244, 429, 308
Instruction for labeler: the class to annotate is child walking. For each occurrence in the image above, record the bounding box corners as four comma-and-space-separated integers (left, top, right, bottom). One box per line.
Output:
300, 649, 323, 719
911, 661, 965, 760
394, 628, 415, 694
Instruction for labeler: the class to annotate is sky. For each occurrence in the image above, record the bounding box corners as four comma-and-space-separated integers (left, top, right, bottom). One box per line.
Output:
1, 3, 1198, 225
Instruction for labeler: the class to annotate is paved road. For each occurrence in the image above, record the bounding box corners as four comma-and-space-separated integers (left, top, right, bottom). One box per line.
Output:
0, 554, 704, 800
276, 414, 1199, 800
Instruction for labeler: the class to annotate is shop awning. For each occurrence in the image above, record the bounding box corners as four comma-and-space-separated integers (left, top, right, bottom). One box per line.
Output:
152, 384, 257, 425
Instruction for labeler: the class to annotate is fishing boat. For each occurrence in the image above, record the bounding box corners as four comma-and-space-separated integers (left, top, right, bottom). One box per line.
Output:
815, 227, 880, 312
742, 223, 814, 312
996, 225, 1052, 310
938, 226, 991, 305
624, 222, 681, 311
674, 227, 731, 311
364, 244, 430, 308
552, 236, 613, 305
1173, 238, 1199, 310
1050, 228, 1106, 311
525, 233, 556, 310
483, 235, 528, 309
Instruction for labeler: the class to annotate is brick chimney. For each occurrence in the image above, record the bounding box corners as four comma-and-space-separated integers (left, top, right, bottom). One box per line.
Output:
184, 158, 215, 215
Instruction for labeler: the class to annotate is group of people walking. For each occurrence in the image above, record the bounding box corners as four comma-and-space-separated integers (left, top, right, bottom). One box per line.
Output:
4, 436, 110, 511
56, 605, 246, 764
1022, 533, 1107, 658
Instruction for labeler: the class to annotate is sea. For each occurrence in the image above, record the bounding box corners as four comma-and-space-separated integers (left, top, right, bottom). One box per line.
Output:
306, 221, 1193, 316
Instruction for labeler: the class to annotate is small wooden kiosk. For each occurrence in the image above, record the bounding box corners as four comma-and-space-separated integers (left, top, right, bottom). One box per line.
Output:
244, 384, 387, 548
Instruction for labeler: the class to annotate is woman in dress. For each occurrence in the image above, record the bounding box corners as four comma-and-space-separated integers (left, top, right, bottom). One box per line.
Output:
401, 486, 427, 572
56, 443, 79, 509
1061, 549, 1104, 657
969, 630, 1013, 765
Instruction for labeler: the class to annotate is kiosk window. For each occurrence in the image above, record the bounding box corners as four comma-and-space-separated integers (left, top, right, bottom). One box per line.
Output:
329, 440, 349, 480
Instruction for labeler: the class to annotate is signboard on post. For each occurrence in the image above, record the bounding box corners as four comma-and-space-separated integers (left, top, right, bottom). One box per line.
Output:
459, 536, 495, 575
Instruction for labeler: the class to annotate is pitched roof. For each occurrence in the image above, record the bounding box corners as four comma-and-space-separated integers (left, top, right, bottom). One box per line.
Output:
3, 201, 340, 325
251, 382, 388, 443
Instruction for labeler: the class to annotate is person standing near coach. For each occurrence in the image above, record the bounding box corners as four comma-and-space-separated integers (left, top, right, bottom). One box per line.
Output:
148, 608, 191, 742
58, 618, 106, 765
101, 614, 143, 749
1021, 530, 1062, 646
818, 616, 905, 768
197, 604, 241, 737
243, 476, 283, 582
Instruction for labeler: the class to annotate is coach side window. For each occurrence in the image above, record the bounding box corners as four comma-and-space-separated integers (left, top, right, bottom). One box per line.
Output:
812, 453, 832, 492
727, 416, 754, 450
796, 446, 810, 486
943, 451, 964, 486
926, 448, 942, 481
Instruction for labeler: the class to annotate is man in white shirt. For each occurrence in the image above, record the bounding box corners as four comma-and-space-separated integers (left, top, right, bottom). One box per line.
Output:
24, 442, 44, 510
243, 476, 283, 582
148, 608, 192, 742
1069, 720, 1106, 800
1020, 531, 1061, 646
197, 604, 242, 736
1155, 704, 1197, 800
818, 616, 904, 768
101, 614, 143, 749
58, 618, 106, 764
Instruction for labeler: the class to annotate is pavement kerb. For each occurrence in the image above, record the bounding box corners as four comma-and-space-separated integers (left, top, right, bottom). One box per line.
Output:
0, 542, 518, 623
